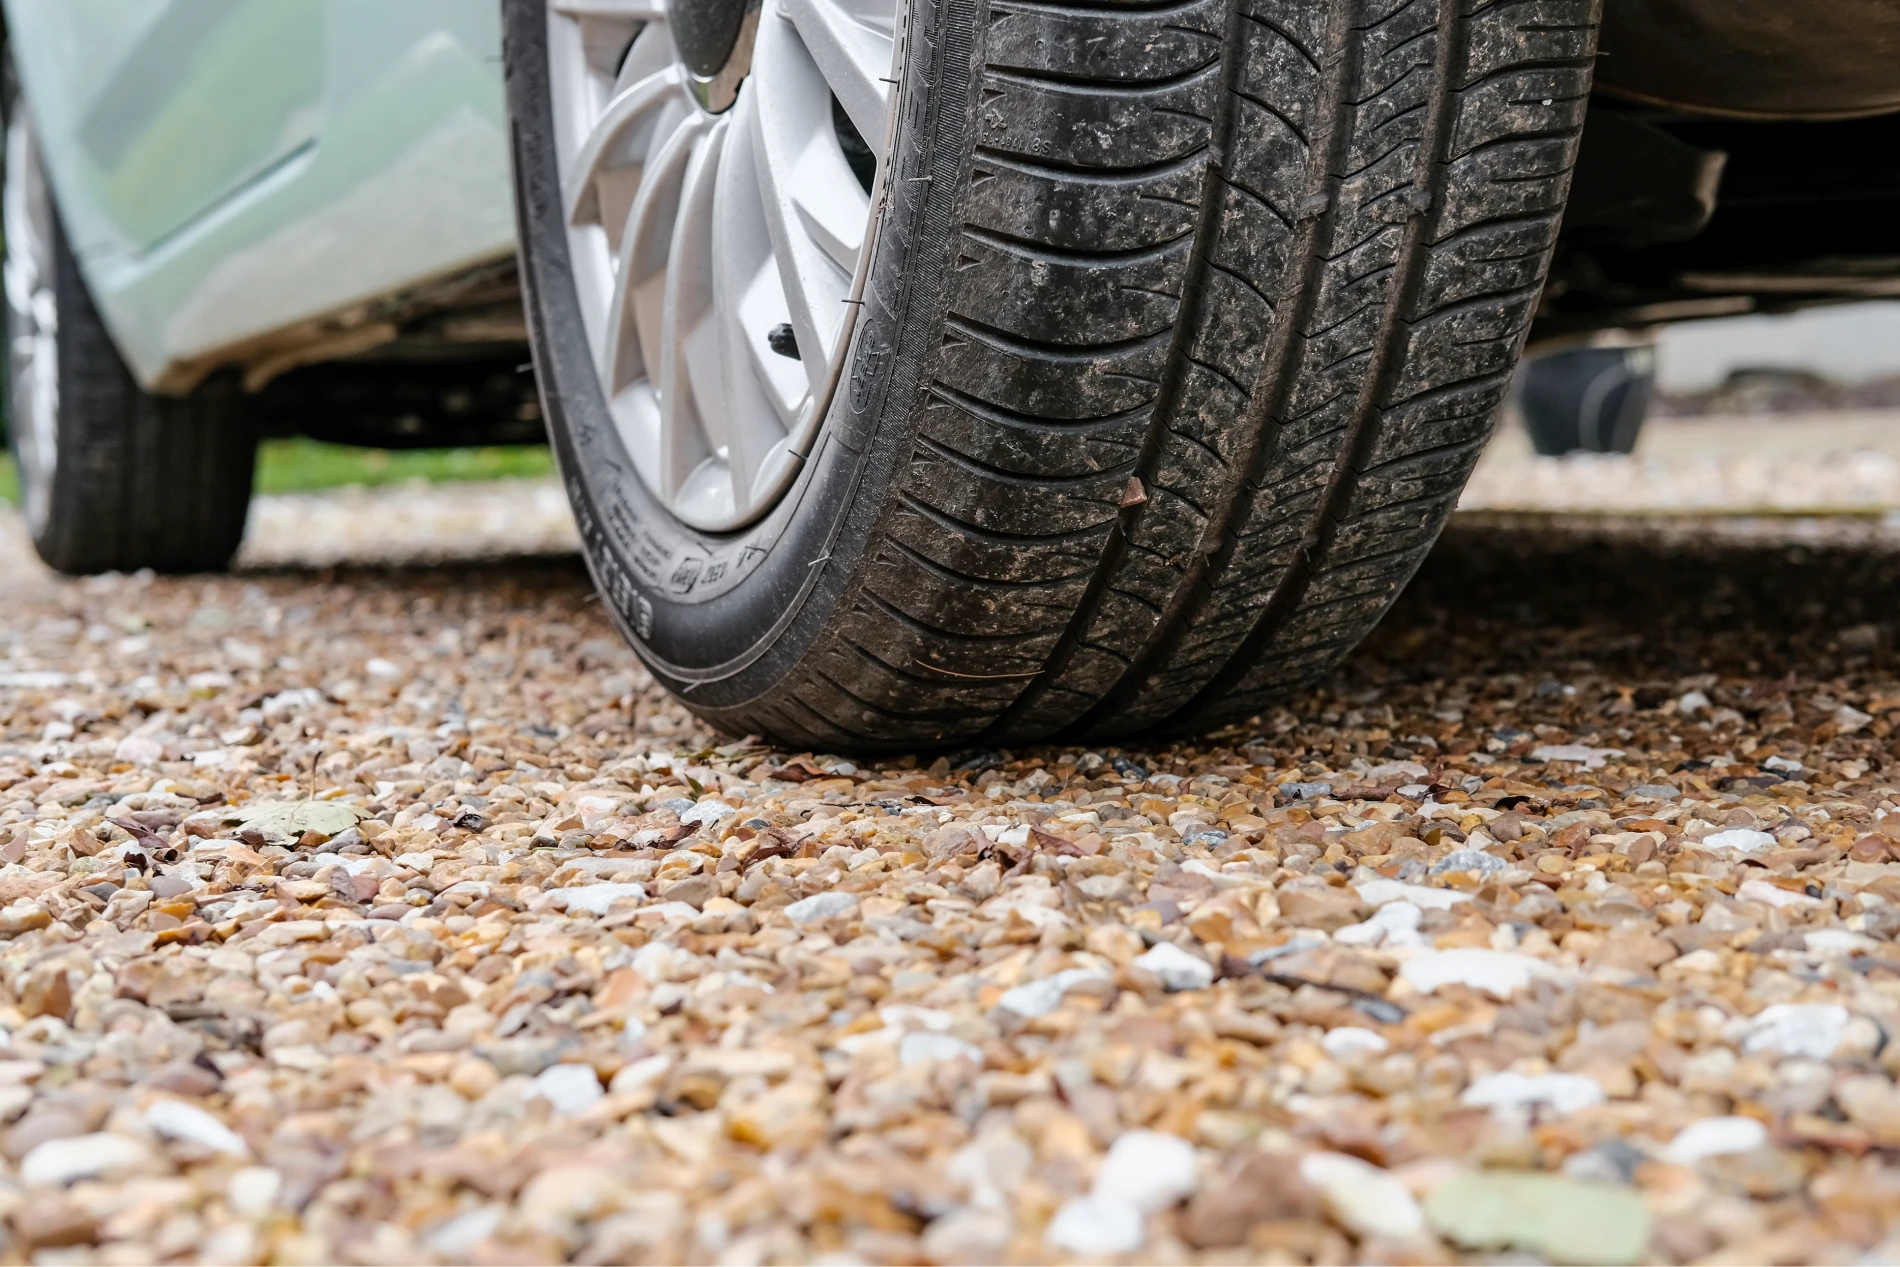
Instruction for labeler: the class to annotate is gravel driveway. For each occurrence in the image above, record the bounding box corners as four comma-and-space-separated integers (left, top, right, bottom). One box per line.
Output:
0, 491, 1897, 1264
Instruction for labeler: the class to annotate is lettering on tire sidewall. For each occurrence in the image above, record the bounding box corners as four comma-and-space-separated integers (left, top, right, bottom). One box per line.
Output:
566, 473, 777, 620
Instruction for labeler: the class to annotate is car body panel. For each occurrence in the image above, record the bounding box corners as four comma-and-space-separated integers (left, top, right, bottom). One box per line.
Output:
1598, 0, 1900, 120
3, 0, 516, 391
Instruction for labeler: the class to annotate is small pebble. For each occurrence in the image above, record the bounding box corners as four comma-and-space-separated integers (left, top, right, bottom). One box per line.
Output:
1530, 744, 1622, 767
1702, 827, 1777, 851
530, 1063, 605, 1115
1045, 1193, 1145, 1255
1320, 1027, 1389, 1061
1335, 900, 1424, 948
226, 1167, 284, 1218
1399, 948, 1550, 998
143, 1099, 249, 1157
557, 881, 648, 914
998, 968, 1108, 1019
679, 800, 735, 826
1132, 942, 1215, 992
1428, 848, 1506, 877
1461, 1071, 1606, 1116
1300, 1151, 1423, 1240
1355, 878, 1471, 911
426, 1206, 506, 1258
784, 891, 858, 924
898, 1032, 983, 1067
21, 1133, 150, 1186
1664, 1116, 1770, 1165
1739, 1002, 1850, 1059
1093, 1130, 1198, 1216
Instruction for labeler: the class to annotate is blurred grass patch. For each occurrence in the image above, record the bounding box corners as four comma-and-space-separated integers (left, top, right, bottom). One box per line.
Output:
252, 438, 556, 493
0, 439, 555, 504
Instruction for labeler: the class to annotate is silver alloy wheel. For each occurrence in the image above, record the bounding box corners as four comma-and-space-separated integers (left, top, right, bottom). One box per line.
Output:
4, 107, 58, 539
546, 0, 896, 532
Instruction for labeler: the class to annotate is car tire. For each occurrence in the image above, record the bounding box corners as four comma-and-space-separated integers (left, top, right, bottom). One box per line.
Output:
507, 0, 1600, 747
1518, 343, 1655, 456
4, 83, 255, 576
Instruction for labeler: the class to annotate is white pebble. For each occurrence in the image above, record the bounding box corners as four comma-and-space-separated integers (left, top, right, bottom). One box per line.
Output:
226, 1167, 284, 1218
642, 901, 700, 924
260, 687, 324, 717
426, 1205, 505, 1257
1093, 1130, 1198, 1215
998, 967, 1108, 1019
1803, 929, 1880, 958
1835, 704, 1874, 734
1530, 744, 1623, 768
679, 800, 736, 826
609, 1054, 673, 1094
113, 734, 164, 766
631, 940, 688, 982
1335, 901, 1424, 948
1321, 1027, 1389, 1061
1132, 941, 1215, 992
1299, 1151, 1423, 1240
1740, 1003, 1849, 1059
1701, 828, 1776, 852
784, 891, 859, 924
1045, 1193, 1145, 1255
144, 1098, 250, 1157
1737, 879, 1821, 910
1461, 1071, 1605, 1116
1355, 878, 1471, 911
557, 882, 648, 915
1664, 1116, 1768, 1165
531, 1062, 605, 1115
21, 1133, 150, 1186
898, 1032, 984, 1067
1430, 849, 1507, 878
1398, 948, 1550, 999
880, 1004, 954, 1031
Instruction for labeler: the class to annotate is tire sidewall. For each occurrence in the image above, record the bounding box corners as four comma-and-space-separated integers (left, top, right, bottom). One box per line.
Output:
503, 0, 976, 719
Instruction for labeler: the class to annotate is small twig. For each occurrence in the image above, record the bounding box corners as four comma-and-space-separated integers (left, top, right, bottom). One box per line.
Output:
912, 659, 1037, 681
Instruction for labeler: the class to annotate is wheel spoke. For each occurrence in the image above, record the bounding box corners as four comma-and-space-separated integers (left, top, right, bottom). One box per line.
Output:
604, 115, 705, 395
712, 90, 805, 511
780, 0, 895, 147
658, 124, 728, 505
564, 67, 685, 233
793, 144, 869, 278
749, 7, 871, 401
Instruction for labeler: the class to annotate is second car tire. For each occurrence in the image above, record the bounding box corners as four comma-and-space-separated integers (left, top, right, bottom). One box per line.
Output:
4, 78, 255, 577
508, 0, 1601, 747
1519, 343, 1656, 455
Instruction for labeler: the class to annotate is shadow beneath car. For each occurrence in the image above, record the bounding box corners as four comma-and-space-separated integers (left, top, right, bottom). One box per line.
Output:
1345, 512, 1900, 697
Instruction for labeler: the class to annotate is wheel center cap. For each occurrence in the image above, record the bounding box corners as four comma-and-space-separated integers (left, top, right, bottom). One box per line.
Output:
667, 0, 761, 113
